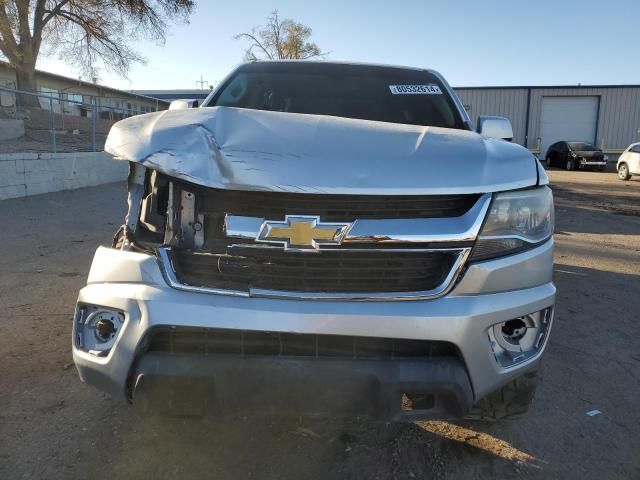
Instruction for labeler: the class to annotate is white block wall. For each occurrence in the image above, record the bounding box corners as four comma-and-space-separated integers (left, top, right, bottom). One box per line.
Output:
0, 152, 128, 200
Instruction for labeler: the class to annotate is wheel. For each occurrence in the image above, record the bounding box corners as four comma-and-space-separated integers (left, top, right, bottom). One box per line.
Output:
464, 370, 539, 421
545, 155, 552, 169
566, 158, 575, 171
618, 162, 631, 181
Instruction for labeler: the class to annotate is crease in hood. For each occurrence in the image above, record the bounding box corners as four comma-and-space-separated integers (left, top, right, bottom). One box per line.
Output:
105, 106, 538, 195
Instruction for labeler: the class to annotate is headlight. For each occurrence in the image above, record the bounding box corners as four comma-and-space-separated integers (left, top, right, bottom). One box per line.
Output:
470, 186, 554, 261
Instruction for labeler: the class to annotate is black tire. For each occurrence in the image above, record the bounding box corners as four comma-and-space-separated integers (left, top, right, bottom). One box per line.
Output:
566, 158, 575, 171
464, 370, 539, 422
618, 162, 631, 181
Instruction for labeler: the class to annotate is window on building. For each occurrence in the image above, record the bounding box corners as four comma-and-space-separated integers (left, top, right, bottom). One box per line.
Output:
39, 87, 59, 104
67, 93, 83, 104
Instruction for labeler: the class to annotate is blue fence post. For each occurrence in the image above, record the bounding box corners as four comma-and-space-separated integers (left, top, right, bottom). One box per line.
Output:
49, 96, 57, 153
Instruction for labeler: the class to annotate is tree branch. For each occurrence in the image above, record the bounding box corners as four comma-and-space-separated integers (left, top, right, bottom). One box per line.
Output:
33, 0, 47, 31
41, 0, 72, 29
15, 0, 35, 61
0, 3, 20, 62
234, 32, 273, 60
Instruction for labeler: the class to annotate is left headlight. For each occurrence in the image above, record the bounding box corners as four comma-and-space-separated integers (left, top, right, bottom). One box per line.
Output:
470, 186, 554, 261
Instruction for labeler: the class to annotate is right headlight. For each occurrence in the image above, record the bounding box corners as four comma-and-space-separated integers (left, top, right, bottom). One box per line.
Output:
470, 186, 554, 261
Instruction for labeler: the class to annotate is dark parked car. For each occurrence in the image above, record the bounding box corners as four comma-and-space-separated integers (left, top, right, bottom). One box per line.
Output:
545, 141, 608, 171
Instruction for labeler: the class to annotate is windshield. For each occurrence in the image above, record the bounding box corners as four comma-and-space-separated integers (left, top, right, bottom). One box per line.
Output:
207, 62, 465, 129
568, 142, 598, 151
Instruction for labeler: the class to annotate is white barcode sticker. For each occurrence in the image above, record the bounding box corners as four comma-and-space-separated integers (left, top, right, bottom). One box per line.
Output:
389, 85, 442, 95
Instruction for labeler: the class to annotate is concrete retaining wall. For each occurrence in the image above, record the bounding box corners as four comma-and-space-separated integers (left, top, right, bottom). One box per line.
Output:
0, 151, 128, 201
0, 118, 24, 140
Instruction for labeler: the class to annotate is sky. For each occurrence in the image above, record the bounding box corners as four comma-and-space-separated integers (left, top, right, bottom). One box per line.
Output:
37, 0, 639, 91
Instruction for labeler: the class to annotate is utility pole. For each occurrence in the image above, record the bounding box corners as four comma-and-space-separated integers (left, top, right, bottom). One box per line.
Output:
196, 75, 209, 90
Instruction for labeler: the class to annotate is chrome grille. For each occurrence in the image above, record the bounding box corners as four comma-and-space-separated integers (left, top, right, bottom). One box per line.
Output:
158, 187, 490, 300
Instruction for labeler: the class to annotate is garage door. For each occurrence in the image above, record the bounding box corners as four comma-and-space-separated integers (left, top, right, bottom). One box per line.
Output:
540, 96, 599, 157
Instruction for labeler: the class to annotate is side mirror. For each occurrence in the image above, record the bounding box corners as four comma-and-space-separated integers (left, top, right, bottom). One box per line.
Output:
477, 115, 513, 141
169, 99, 199, 110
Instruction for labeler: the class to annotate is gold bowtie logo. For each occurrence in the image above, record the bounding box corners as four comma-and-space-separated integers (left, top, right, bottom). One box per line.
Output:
257, 216, 351, 251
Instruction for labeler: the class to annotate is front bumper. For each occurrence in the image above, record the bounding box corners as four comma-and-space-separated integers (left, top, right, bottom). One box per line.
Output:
133, 354, 472, 421
73, 239, 555, 418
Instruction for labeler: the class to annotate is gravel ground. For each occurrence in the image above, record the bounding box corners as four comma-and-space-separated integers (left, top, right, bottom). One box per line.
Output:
0, 169, 639, 479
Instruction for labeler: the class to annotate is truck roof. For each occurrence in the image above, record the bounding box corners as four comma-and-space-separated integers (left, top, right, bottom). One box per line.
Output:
246, 59, 437, 75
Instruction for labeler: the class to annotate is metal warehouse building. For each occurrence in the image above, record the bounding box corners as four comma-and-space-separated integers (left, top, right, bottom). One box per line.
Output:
453, 85, 640, 163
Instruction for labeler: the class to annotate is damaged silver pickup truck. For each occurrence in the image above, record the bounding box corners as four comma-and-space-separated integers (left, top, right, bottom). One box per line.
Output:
73, 61, 555, 421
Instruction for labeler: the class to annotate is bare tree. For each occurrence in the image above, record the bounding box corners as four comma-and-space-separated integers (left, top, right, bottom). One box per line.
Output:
235, 10, 326, 61
0, 0, 194, 105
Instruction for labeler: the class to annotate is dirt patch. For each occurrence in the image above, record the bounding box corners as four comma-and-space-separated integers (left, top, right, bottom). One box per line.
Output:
548, 169, 640, 217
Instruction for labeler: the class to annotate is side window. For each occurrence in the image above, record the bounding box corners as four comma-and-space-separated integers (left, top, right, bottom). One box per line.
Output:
632, 145, 640, 153
216, 74, 249, 106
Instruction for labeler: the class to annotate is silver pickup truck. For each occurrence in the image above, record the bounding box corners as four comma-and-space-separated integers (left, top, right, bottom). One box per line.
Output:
73, 61, 555, 421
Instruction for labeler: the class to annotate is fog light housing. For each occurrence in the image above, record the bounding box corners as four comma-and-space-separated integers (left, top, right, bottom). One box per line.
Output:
74, 304, 125, 356
488, 308, 553, 368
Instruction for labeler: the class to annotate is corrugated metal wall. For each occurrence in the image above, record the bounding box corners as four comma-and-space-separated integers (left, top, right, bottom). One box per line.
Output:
455, 88, 529, 145
454, 85, 640, 156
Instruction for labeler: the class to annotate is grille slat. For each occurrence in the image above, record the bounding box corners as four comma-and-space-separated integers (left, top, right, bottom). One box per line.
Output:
188, 184, 480, 222
170, 249, 458, 294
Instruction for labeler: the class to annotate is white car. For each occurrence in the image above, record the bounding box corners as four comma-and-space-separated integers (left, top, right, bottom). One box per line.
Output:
617, 143, 640, 180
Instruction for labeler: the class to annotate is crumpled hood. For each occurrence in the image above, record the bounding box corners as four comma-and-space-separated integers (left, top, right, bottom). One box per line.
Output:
105, 107, 537, 194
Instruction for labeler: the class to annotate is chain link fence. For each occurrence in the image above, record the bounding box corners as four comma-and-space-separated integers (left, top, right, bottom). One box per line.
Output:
0, 86, 159, 154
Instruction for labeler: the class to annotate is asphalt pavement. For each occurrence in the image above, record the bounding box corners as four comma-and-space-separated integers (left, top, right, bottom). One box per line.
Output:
0, 170, 639, 479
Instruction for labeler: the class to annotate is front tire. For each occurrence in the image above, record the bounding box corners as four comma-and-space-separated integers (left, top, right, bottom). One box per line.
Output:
566, 158, 575, 171
465, 370, 539, 422
618, 163, 631, 180
545, 155, 552, 169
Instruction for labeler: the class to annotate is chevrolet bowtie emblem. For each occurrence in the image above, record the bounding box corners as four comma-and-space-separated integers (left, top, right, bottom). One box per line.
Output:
257, 216, 352, 251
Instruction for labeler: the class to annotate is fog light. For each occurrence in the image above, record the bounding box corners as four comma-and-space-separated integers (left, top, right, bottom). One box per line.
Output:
95, 318, 116, 341
74, 304, 125, 356
501, 318, 527, 342
488, 308, 553, 368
